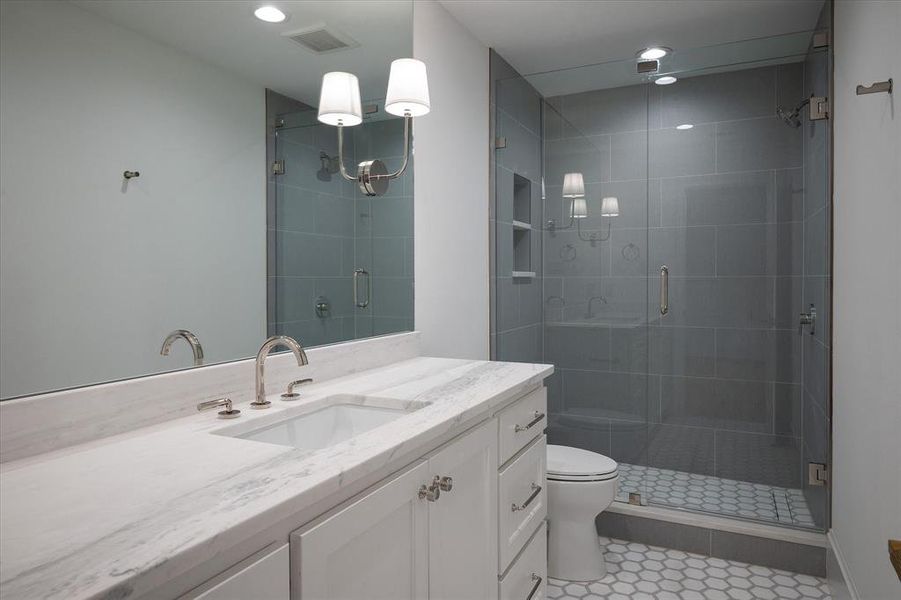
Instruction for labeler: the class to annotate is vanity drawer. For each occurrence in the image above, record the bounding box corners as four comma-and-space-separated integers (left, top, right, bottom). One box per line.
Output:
498, 386, 547, 465
499, 521, 547, 600
498, 435, 547, 571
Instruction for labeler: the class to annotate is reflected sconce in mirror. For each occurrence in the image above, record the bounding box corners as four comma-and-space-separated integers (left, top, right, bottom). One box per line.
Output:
317, 58, 430, 196
600, 196, 620, 217
549, 171, 619, 243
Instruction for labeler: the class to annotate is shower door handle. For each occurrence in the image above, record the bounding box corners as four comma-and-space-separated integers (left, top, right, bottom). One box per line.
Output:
659, 265, 669, 316
353, 268, 370, 308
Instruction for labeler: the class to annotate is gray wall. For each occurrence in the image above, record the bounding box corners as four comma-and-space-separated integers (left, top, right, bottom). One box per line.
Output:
544, 64, 811, 492
491, 51, 544, 364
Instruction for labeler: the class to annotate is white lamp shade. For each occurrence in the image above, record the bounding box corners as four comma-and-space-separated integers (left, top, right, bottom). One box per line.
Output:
601, 196, 620, 217
562, 172, 585, 198
385, 59, 430, 117
317, 71, 362, 126
571, 197, 588, 219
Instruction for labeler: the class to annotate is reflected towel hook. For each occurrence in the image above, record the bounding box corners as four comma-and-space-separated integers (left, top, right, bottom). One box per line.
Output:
856, 79, 892, 95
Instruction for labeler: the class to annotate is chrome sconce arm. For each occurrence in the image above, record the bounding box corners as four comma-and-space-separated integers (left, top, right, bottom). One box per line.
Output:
335, 114, 412, 197
546, 214, 612, 243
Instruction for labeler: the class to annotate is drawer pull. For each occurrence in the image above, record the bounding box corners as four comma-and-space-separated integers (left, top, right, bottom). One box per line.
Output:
514, 411, 546, 433
525, 573, 543, 600
511, 483, 542, 512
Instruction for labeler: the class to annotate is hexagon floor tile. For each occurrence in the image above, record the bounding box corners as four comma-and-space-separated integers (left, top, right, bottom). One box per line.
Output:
615, 463, 817, 529
546, 536, 831, 600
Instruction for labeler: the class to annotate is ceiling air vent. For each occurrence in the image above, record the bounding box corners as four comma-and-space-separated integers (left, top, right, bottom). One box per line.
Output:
283, 25, 359, 54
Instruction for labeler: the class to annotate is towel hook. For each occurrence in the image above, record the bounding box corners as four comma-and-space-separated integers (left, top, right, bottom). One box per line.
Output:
856, 79, 892, 95
123, 170, 140, 179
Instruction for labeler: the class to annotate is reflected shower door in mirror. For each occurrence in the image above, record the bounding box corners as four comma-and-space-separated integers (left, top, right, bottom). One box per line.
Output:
268, 99, 414, 347
0, 0, 413, 400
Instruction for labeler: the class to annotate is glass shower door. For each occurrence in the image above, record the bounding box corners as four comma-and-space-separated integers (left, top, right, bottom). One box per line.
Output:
645, 30, 831, 530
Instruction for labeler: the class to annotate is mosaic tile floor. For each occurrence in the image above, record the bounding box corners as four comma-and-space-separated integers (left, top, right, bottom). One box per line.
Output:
615, 463, 817, 529
547, 537, 832, 600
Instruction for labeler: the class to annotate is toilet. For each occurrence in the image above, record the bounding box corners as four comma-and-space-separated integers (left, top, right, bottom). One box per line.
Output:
546, 444, 619, 581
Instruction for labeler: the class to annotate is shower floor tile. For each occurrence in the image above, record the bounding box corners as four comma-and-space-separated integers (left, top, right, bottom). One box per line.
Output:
616, 463, 817, 529
547, 536, 832, 600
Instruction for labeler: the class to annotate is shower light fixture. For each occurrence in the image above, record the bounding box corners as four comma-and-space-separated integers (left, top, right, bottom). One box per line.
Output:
571, 197, 588, 219
638, 46, 671, 60
676, 123, 694, 130
600, 197, 620, 217
654, 76, 678, 85
254, 6, 287, 23
562, 172, 585, 198
317, 59, 430, 196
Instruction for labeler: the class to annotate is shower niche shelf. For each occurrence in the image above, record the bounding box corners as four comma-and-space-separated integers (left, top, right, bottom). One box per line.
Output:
511, 174, 533, 277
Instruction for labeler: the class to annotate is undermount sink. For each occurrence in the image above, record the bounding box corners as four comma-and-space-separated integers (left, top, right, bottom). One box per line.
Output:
213, 394, 428, 451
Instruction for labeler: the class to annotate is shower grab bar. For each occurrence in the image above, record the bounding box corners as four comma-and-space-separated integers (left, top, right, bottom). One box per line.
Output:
659, 265, 669, 316
353, 268, 370, 308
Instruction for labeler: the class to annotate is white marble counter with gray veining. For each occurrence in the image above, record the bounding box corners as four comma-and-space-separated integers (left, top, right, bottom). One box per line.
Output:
0, 356, 552, 600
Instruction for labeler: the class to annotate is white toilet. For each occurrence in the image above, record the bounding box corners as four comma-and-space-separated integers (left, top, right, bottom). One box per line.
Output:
546, 444, 619, 581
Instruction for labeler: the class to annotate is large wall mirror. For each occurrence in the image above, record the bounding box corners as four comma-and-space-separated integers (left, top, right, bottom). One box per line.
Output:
0, 1, 414, 399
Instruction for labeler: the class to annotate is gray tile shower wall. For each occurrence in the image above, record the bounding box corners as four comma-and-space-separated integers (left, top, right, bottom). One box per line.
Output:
271, 116, 414, 348
491, 51, 545, 365
544, 64, 809, 490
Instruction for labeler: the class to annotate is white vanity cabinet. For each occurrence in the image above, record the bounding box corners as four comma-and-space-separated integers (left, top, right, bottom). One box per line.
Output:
291, 420, 498, 600
185, 544, 290, 600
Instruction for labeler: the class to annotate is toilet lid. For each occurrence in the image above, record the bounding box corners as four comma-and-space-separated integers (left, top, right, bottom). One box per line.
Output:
547, 445, 618, 478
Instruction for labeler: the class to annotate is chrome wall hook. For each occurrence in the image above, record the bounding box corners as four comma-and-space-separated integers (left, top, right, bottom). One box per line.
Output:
856, 79, 892, 95
123, 170, 140, 179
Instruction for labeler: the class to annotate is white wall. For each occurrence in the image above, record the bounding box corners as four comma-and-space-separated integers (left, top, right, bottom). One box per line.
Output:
0, 1, 266, 398
412, 0, 490, 360
831, 1, 901, 598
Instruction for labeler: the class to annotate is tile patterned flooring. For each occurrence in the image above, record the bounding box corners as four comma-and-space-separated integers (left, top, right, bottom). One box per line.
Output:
547, 537, 832, 600
615, 463, 816, 529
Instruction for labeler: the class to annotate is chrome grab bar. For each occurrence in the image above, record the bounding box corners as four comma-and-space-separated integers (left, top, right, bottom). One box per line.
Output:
512, 483, 542, 512
514, 411, 546, 433
353, 268, 370, 308
659, 265, 669, 315
525, 574, 543, 600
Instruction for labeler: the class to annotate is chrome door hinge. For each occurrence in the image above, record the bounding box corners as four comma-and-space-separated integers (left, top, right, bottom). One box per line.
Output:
494, 136, 507, 149
271, 160, 285, 175
808, 462, 828, 486
810, 96, 829, 121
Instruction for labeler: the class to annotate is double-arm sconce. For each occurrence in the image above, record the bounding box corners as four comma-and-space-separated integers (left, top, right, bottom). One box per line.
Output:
317, 58, 430, 196
548, 172, 619, 241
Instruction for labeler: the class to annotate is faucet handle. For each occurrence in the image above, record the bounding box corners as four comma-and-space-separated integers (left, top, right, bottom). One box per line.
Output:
281, 378, 314, 401
197, 398, 241, 419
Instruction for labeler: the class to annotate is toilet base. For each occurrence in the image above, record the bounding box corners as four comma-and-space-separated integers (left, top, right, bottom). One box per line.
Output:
547, 518, 607, 581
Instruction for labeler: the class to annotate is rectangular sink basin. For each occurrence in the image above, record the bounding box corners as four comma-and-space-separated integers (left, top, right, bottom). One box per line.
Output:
213, 394, 427, 451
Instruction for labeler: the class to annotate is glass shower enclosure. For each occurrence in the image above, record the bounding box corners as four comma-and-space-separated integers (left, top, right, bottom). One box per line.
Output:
491, 24, 831, 531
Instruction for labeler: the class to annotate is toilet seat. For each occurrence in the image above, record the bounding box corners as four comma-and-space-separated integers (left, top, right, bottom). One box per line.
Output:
547, 444, 618, 482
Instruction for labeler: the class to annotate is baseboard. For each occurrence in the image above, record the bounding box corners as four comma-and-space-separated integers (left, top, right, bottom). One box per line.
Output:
827, 530, 859, 600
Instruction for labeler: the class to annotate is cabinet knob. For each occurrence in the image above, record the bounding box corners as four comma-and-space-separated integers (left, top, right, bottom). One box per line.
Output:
418, 478, 440, 502
438, 476, 453, 492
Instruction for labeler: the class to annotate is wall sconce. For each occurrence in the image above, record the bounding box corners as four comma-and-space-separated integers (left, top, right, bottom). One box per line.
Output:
317, 58, 430, 196
549, 172, 619, 243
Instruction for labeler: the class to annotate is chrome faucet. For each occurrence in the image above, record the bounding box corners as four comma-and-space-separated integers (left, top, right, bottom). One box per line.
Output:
160, 329, 204, 366
585, 296, 608, 319
252, 335, 309, 409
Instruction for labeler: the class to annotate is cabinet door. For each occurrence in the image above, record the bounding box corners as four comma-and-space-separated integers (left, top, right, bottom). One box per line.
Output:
293, 461, 430, 600
427, 420, 499, 600
189, 544, 289, 600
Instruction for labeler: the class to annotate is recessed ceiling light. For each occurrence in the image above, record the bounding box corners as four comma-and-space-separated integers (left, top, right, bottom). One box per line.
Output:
638, 46, 671, 60
254, 6, 287, 23
676, 123, 694, 130
654, 76, 678, 86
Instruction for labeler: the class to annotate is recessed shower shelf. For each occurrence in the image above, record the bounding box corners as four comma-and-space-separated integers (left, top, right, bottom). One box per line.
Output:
511, 271, 536, 279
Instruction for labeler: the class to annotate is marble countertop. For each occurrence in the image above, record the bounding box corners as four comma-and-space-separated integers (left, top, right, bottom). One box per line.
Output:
0, 357, 552, 600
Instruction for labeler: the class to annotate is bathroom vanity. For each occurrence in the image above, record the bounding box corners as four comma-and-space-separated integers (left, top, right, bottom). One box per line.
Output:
0, 333, 552, 600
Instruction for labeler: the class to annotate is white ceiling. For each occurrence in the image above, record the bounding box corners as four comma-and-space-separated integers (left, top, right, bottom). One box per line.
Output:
439, 0, 825, 76
72, 1, 412, 107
